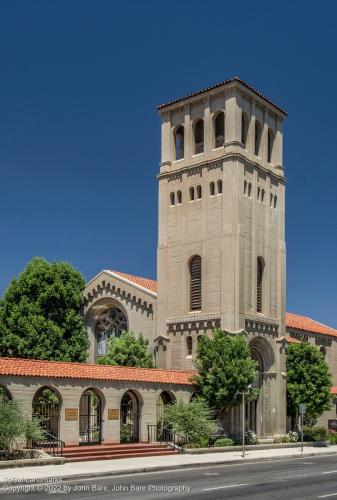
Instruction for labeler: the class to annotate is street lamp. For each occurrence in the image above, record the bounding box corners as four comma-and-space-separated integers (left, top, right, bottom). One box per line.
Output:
236, 384, 252, 458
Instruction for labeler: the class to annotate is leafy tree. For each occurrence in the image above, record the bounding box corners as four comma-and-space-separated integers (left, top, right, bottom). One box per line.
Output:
287, 342, 332, 427
0, 398, 44, 450
163, 397, 216, 445
194, 329, 258, 410
98, 331, 154, 368
0, 257, 89, 362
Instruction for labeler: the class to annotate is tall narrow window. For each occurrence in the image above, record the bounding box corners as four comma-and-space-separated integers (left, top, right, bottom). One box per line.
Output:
175, 126, 184, 160
189, 187, 195, 201
267, 128, 274, 163
244, 180, 247, 195
197, 185, 202, 199
210, 181, 215, 196
248, 183, 252, 197
177, 190, 182, 204
261, 189, 265, 203
257, 257, 264, 313
241, 113, 248, 148
194, 119, 204, 154
189, 255, 202, 311
255, 121, 261, 156
186, 336, 193, 356
170, 192, 175, 206
217, 180, 223, 194
214, 112, 225, 148
273, 195, 277, 209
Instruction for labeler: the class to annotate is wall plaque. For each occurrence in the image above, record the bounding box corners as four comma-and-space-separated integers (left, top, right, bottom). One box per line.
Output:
65, 408, 78, 421
108, 409, 120, 420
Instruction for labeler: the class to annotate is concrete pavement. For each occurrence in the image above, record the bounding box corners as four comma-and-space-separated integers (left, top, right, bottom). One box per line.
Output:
1, 445, 337, 484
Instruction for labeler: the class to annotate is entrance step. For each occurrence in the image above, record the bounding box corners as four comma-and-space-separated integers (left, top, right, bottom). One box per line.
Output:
62, 443, 178, 462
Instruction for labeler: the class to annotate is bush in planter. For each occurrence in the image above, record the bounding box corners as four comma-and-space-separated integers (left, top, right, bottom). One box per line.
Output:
245, 430, 258, 445
214, 437, 235, 447
303, 426, 328, 442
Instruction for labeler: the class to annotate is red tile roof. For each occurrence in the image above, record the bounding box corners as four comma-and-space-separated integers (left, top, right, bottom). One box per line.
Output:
157, 77, 287, 116
110, 270, 157, 294
0, 357, 195, 385
286, 312, 337, 339
285, 335, 301, 344
331, 387, 337, 395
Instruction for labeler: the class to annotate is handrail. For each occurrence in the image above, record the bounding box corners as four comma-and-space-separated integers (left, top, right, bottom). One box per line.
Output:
147, 424, 187, 453
32, 431, 65, 457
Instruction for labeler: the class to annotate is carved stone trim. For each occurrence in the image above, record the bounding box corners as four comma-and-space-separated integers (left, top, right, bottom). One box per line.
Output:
245, 319, 279, 336
167, 317, 220, 335
167, 313, 220, 324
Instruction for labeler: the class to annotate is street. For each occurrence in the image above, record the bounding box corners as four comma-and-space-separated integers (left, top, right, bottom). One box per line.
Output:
2, 454, 337, 499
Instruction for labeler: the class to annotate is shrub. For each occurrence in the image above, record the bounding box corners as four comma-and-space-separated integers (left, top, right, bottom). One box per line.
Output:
303, 426, 328, 442
214, 437, 235, 447
286, 431, 299, 443
164, 397, 216, 445
245, 430, 258, 445
0, 398, 45, 450
328, 431, 337, 444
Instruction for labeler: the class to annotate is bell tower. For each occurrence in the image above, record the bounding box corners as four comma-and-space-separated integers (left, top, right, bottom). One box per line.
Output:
155, 77, 287, 414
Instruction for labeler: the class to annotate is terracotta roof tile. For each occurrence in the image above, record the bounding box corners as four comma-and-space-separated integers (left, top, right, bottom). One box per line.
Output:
285, 335, 301, 344
157, 77, 287, 115
0, 357, 195, 385
331, 386, 337, 395
110, 270, 157, 294
286, 312, 337, 339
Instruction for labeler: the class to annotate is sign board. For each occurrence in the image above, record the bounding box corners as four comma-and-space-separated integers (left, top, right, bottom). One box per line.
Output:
328, 420, 337, 431
65, 408, 78, 421
299, 403, 306, 414
108, 409, 120, 420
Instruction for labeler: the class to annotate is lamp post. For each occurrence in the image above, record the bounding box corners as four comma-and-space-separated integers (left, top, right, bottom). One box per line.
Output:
236, 384, 252, 458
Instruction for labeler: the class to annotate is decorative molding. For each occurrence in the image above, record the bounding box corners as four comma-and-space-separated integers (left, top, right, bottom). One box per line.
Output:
167, 317, 220, 335
245, 318, 279, 337
167, 313, 220, 324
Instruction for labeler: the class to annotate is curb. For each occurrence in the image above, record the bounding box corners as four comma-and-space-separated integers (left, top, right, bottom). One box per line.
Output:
1, 449, 337, 485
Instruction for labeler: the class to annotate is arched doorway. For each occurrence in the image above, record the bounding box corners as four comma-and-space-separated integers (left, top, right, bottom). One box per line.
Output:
32, 387, 61, 438
120, 391, 141, 443
248, 347, 264, 434
157, 391, 175, 438
79, 389, 102, 445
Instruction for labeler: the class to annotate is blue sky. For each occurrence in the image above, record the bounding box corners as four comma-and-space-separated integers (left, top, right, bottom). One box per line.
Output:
0, 1, 336, 326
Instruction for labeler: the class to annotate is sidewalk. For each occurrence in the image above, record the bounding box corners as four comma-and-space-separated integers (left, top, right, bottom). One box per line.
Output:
1, 445, 337, 484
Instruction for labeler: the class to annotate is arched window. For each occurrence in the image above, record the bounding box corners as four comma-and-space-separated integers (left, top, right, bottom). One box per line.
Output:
210, 181, 215, 196
248, 183, 252, 197
174, 126, 184, 160
217, 180, 223, 194
95, 307, 128, 356
261, 189, 265, 203
189, 255, 202, 311
257, 257, 265, 313
186, 336, 193, 356
194, 119, 204, 154
214, 112, 225, 148
255, 121, 261, 156
177, 190, 182, 204
189, 187, 195, 201
196, 185, 202, 199
241, 113, 248, 148
270, 193, 273, 207
257, 187, 261, 200
170, 192, 175, 206
267, 128, 274, 163
244, 180, 247, 195
273, 195, 277, 209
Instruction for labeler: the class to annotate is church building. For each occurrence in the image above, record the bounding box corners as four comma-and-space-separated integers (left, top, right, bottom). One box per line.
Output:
1, 77, 337, 449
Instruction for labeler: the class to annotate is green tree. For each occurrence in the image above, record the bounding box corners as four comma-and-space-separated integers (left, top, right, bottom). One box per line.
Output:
163, 397, 216, 445
0, 398, 44, 450
0, 257, 89, 361
98, 331, 154, 368
287, 342, 332, 427
194, 329, 258, 410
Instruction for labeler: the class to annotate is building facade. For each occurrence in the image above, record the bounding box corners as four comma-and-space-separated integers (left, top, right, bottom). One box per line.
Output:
1, 77, 337, 445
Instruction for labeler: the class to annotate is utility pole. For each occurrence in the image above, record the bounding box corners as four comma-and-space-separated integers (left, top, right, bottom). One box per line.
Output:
236, 384, 252, 458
